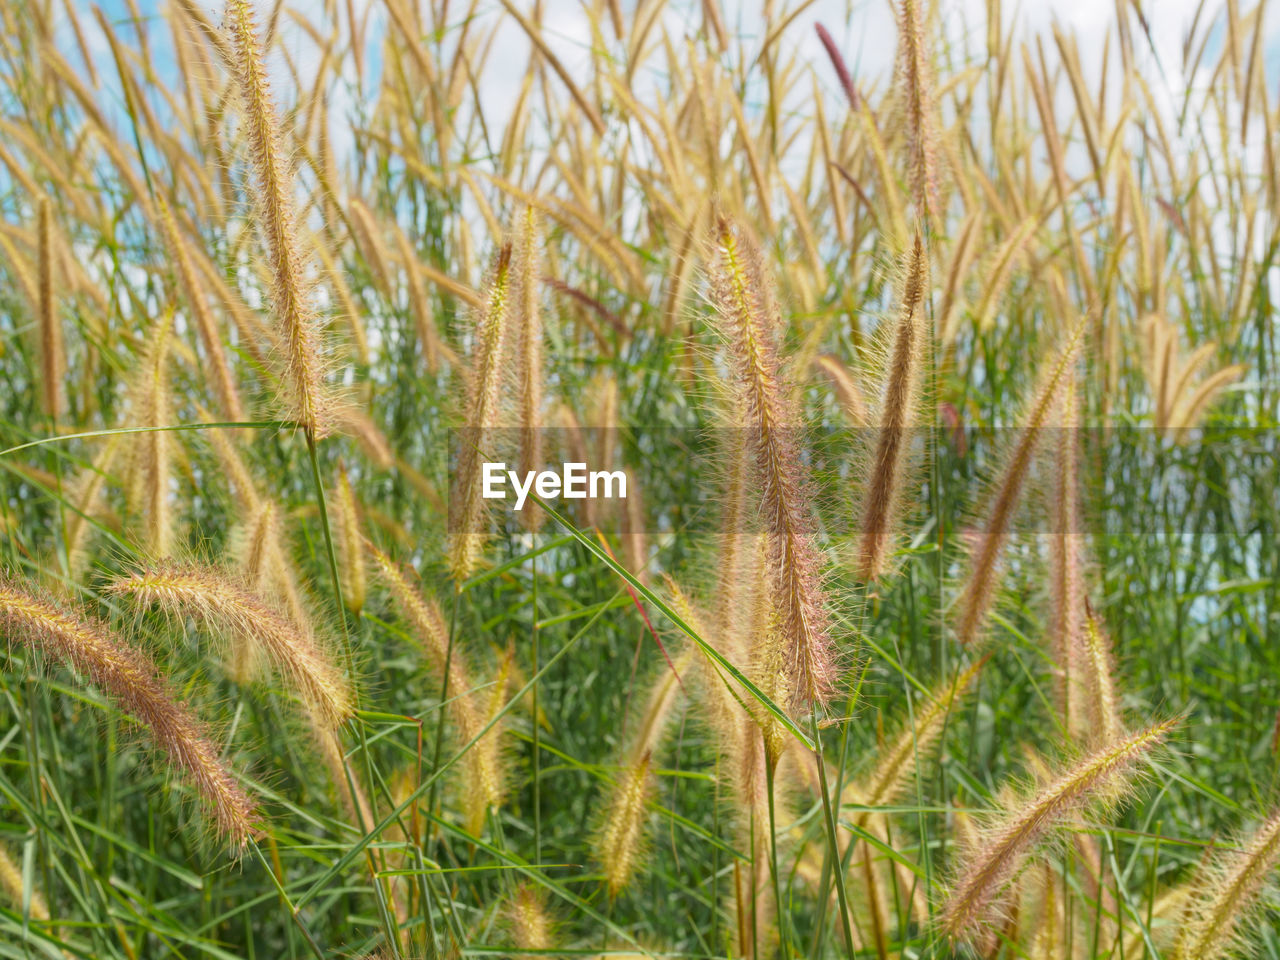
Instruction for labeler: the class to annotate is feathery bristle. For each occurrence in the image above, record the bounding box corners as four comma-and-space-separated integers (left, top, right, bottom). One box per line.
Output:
896, 0, 943, 223
449, 241, 514, 581
858, 230, 927, 581
514, 207, 545, 531
592, 651, 691, 896
973, 218, 1036, 331
65, 436, 120, 580
0, 843, 48, 921
334, 406, 395, 470
507, 882, 555, 953
109, 562, 352, 727
128, 311, 175, 557
859, 657, 984, 809
939, 717, 1176, 943
714, 425, 752, 664
37, 195, 63, 420
709, 215, 834, 709
1177, 808, 1280, 959
368, 544, 505, 833
666, 577, 739, 739
310, 711, 373, 831
955, 318, 1086, 646
1048, 377, 1086, 737
203, 411, 260, 511
232, 497, 310, 634
224, 0, 328, 435
597, 751, 653, 900
1081, 605, 1122, 746
368, 544, 453, 674
744, 536, 794, 761
0, 578, 259, 847
813, 353, 869, 427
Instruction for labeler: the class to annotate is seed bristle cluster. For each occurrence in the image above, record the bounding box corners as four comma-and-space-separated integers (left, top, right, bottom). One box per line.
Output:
0, 577, 259, 848
857, 230, 927, 582
939, 716, 1176, 943
1176, 808, 1280, 959
449, 240, 514, 581
108, 561, 352, 727
708, 215, 833, 710
955, 318, 1086, 647
368, 544, 506, 833
597, 750, 653, 900
224, 0, 328, 435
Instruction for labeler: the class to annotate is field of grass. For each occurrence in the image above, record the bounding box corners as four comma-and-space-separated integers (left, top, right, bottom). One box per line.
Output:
0, 0, 1278, 957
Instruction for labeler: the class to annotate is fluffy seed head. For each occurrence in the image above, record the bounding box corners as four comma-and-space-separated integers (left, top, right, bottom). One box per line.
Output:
0, 843, 47, 921
231, 497, 310, 629
449, 241, 514, 581
895, 0, 944, 224
666, 577, 739, 739
333, 463, 366, 615
955, 318, 1086, 646
1081, 605, 1122, 747
1177, 808, 1280, 959
224, 0, 328, 435
506, 882, 555, 953
708, 215, 834, 709
857, 230, 927, 582
37, 195, 63, 420
714, 425, 753, 666
859, 657, 985, 810
812, 353, 870, 427
0, 578, 259, 848
109, 562, 352, 727
450, 676, 508, 836
591, 651, 690, 896
1048, 377, 1087, 738
939, 716, 1176, 943
368, 544, 505, 832
368, 544, 455, 677
309, 712, 373, 831
596, 751, 653, 900
126, 311, 176, 557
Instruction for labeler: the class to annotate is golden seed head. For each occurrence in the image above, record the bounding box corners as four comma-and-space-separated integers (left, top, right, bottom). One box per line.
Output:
109, 562, 352, 727
939, 717, 1176, 943
708, 215, 834, 710
596, 751, 653, 900
857, 229, 928, 582
224, 0, 328, 435
0, 577, 259, 848
449, 240, 515, 581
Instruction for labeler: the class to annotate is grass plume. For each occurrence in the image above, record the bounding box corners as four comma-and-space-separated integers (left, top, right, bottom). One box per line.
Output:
108, 562, 352, 727
709, 215, 834, 710
0, 577, 259, 847
224, 0, 327, 435
939, 716, 1177, 943
1176, 808, 1280, 959
449, 240, 514, 581
955, 318, 1086, 646
857, 230, 927, 582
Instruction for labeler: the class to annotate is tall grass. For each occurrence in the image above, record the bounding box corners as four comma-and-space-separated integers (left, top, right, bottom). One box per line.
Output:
0, 0, 1276, 957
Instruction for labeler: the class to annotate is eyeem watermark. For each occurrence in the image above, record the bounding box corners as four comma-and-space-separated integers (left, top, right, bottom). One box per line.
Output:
482, 462, 628, 511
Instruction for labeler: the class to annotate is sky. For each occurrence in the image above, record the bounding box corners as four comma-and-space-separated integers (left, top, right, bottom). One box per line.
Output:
71, 0, 1247, 130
